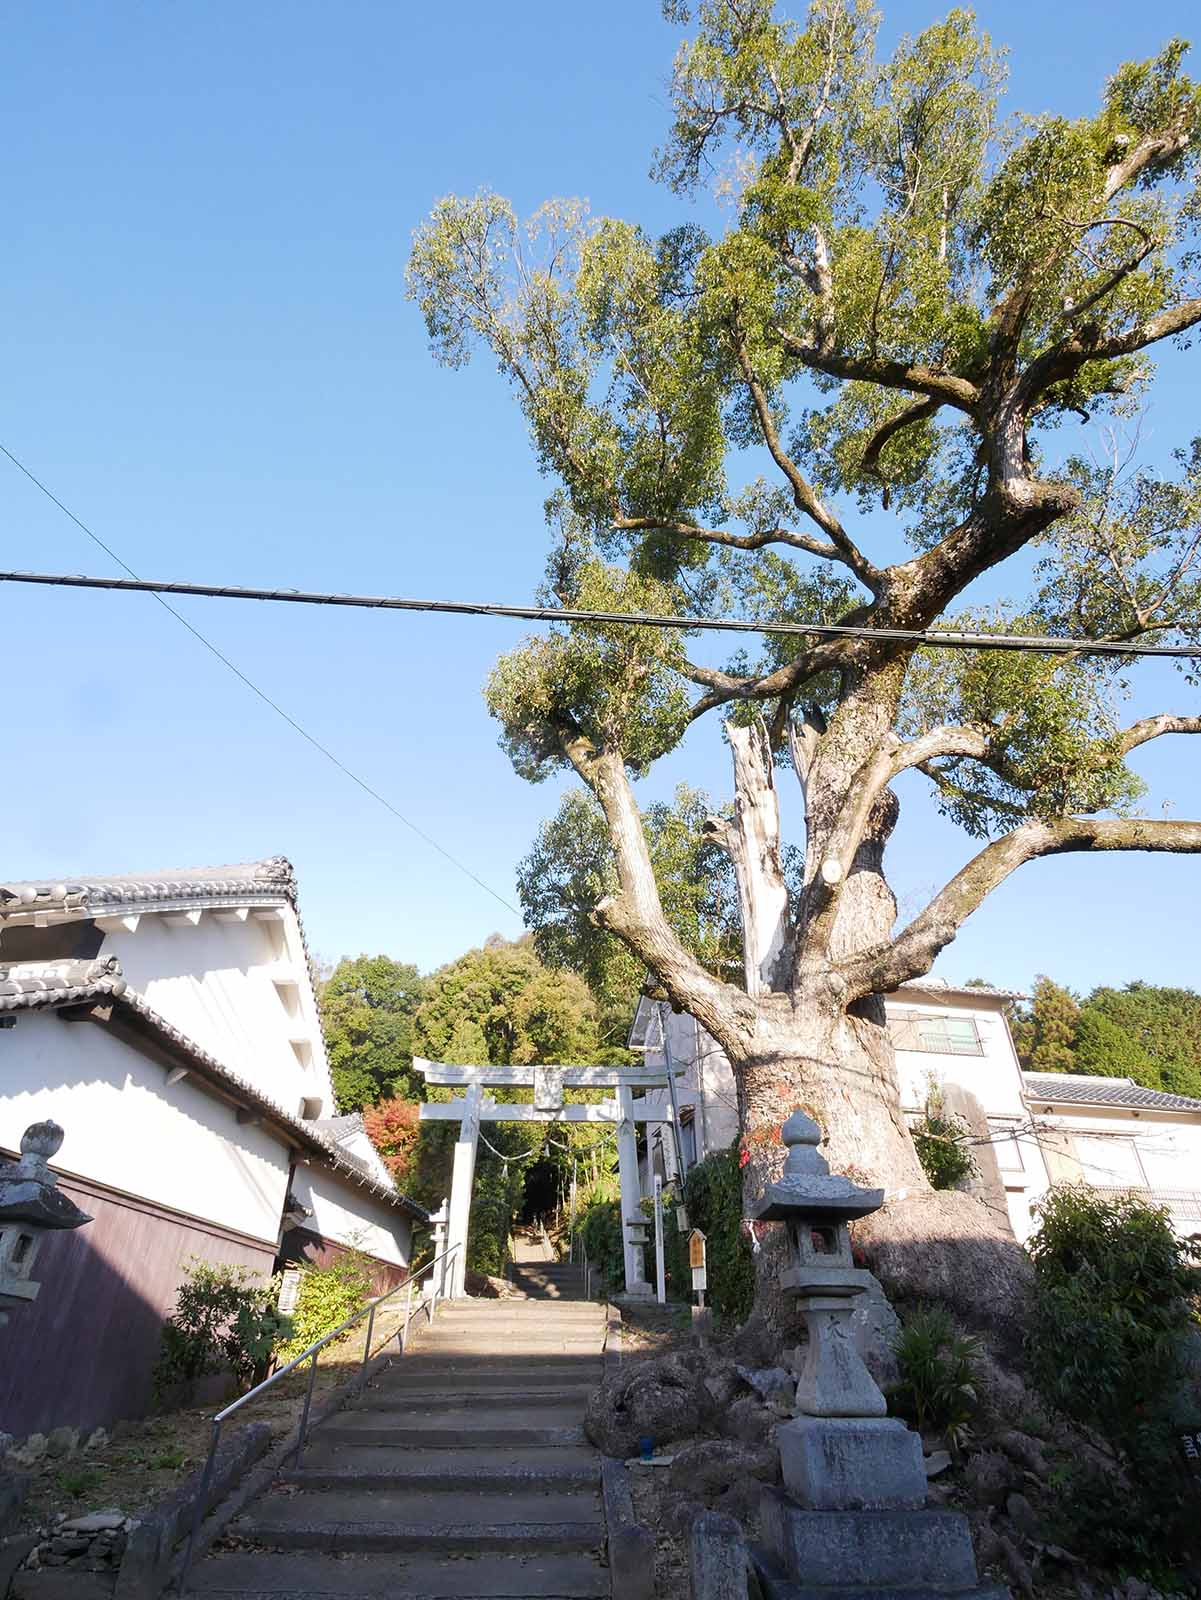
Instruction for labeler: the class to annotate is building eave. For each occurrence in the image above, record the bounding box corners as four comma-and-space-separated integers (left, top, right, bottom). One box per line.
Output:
3, 967, 427, 1224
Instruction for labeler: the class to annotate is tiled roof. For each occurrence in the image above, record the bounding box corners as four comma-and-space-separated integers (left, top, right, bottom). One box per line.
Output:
1024, 1072, 1201, 1115
895, 978, 1028, 1002
315, 1113, 365, 1144
0, 956, 128, 1011
0, 857, 297, 918
3, 959, 427, 1222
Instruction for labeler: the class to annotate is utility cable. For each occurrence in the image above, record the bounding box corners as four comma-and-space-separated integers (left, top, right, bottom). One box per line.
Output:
0, 443, 519, 916
0, 563, 1198, 658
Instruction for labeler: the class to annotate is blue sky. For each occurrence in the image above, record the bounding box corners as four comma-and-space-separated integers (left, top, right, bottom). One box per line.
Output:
2, 0, 1198, 997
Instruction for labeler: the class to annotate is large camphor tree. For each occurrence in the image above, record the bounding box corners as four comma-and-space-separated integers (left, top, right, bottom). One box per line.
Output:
408, 0, 1201, 1310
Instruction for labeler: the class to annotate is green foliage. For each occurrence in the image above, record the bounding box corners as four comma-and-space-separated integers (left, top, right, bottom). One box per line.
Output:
1011, 976, 1080, 1074
154, 1260, 291, 1396
1083, 981, 1201, 1098
1042, 1428, 1201, 1588
320, 955, 429, 1112
467, 1140, 530, 1277
1024, 1184, 1200, 1437
1013, 976, 1201, 1095
579, 1194, 626, 1291
275, 1252, 372, 1364
910, 1086, 976, 1190
900, 621, 1144, 838
1025, 1187, 1201, 1583
414, 938, 600, 1067
517, 784, 741, 1041
408, 2, 1201, 882
1072, 1008, 1159, 1083
684, 1147, 755, 1325
486, 562, 693, 781
890, 1304, 981, 1452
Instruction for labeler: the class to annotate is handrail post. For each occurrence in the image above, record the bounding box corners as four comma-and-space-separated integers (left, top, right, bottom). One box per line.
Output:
179, 1416, 221, 1592
293, 1350, 320, 1467
359, 1302, 377, 1389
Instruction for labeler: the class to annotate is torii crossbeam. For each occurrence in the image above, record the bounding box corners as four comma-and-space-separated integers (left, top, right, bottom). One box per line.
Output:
413, 1057, 682, 1299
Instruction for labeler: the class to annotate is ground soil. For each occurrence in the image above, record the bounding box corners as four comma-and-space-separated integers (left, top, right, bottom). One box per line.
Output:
9, 1297, 422, 1538
629, 1465, 689, 1600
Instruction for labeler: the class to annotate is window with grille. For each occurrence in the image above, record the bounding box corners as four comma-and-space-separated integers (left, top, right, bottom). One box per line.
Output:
888, 1012, 984, 1056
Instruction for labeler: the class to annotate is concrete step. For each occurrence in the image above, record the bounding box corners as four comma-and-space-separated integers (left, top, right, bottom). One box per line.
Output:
436, 1301, 600, 1316
434, 1315, 600, 1327
186, 1550, 609, 1597
376, 1360, 603, 1388
348, 1384, 595, 1411
235, 1485, 603, 1553
284, 1442, 601, 1488
317, 1407, 586, 1448
414, 1342, 605, 1358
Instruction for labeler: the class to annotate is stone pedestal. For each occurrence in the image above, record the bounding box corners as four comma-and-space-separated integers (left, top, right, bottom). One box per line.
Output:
762, 1492, 981, 1592
778, 1417, 927, 1511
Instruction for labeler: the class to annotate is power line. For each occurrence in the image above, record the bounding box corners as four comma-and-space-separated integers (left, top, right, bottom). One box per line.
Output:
0, 443, 519, 917
1, 564, 1198, 659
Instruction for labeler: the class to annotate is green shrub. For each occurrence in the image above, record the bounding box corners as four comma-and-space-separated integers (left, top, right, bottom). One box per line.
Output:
890, 1304, 981, 1453
1024, 1184, 1201, 1584
154, 1259, 291, 1397
911, 1084, 975, 1190
579, 1195, 625, 1291
683, 1147, 754, 1325
275, 1252, 372, 1363
1025, 1184, 1199, 1434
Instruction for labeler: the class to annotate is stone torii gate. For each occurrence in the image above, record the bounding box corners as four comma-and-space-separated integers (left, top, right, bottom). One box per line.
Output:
413, 1057, 684, 1300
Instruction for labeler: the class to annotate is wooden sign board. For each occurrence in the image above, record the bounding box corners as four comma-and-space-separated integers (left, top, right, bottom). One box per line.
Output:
692, 1266, 707, 1292
688, 1229, 707, 1269
1178, 1426, 1201, 1484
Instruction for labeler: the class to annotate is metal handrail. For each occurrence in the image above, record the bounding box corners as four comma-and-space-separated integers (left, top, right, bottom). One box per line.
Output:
178, 1241, 462, 1590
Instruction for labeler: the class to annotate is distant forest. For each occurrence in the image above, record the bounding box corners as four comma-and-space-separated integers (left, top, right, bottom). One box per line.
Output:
999, 978, 1201, 1099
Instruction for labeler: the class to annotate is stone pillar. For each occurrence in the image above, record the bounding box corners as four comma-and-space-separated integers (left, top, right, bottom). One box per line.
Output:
616, 1085, 651, 1299
445, 1084, 481, 1300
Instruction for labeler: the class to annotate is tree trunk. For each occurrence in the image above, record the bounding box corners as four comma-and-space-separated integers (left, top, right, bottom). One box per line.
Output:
698, 715, 1033, 1345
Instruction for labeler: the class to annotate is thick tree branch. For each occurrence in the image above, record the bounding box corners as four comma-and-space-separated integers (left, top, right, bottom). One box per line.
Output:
774, 332, 981, 414
702, 721, 792, 995
555, 725, 753, 1042
843, 815, 1201, 999
862, 397, 942, 486
1117, 713, 1201, 754
611, 512, 843, 562
733, 339, 882, 593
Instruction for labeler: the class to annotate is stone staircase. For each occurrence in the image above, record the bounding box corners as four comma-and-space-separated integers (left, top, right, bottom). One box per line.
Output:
185, 1290, 611, 1599
508, 1260, 588, 1301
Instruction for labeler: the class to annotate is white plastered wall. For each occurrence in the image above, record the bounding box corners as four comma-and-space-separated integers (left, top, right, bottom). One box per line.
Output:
1017, 1098, 1201, 1239
632, 1000, 740, 1191
289, 1162, 412, 1267
0, 1010, 290, 1242
890, 989, 1050, 1240
97, 903, 335, 1122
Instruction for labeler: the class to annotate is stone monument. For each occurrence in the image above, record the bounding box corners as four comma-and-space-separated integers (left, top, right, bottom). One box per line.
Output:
752, 1110, 1007, 1598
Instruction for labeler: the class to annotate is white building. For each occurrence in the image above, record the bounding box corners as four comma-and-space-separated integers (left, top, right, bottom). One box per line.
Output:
0, 857, 424, 1438
629, 981, 1201, 1244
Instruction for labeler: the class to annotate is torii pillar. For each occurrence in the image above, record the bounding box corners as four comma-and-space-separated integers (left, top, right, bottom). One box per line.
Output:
445, 1081, 480, 1300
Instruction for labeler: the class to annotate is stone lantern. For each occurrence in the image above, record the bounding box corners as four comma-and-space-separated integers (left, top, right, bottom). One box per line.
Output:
753, 1111, 1004, 1599
752, 1109, 926, 1510
0, 1122, 92, 1326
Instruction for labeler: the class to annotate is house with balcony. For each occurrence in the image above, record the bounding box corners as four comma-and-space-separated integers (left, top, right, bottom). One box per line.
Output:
629, 980, 1201, 1245
0, 856, 425, 1439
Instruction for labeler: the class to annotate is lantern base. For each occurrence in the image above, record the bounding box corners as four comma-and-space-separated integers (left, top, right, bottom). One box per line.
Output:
778, 1416, 927, 1511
